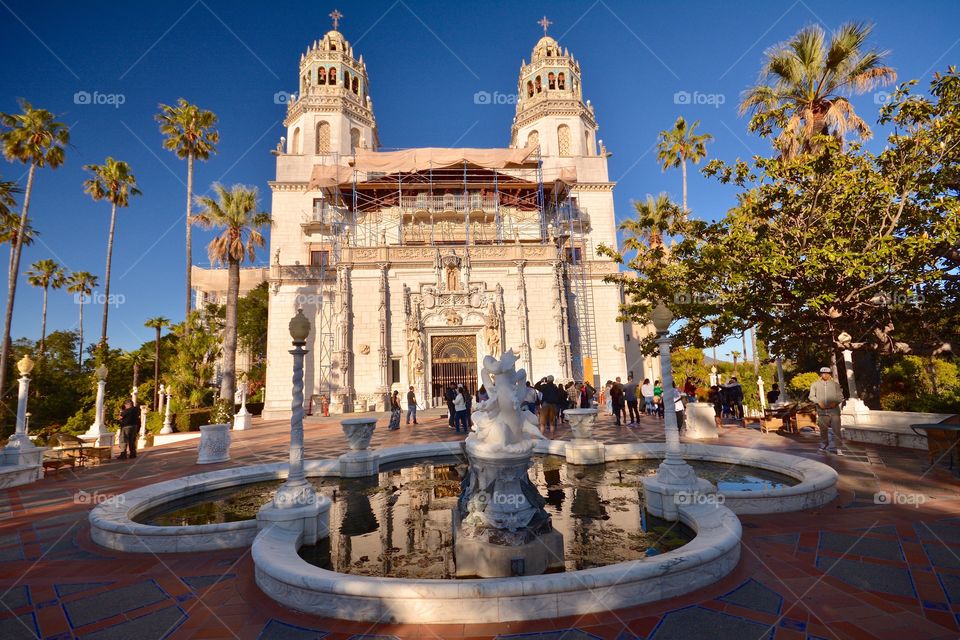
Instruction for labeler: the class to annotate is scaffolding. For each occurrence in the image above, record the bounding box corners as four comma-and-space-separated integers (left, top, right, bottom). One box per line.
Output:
297, 145, 598, 399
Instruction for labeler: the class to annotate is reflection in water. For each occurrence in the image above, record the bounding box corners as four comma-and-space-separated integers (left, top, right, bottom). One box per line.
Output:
134, 456, 798, 578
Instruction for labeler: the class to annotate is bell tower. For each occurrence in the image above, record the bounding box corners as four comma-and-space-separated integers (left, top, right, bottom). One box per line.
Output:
510, 17, 599, 158
284, 10, 379, 157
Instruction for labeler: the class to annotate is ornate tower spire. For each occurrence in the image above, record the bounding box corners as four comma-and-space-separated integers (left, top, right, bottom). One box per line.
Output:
283, 18, 378, 156
510, 25, 598, 158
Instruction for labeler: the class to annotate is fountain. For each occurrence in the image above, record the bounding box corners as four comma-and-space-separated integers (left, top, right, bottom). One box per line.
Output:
455, 350, 563, 577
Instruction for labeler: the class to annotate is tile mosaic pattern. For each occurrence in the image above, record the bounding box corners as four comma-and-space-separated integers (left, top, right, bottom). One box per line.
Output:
0, 409, 959, 638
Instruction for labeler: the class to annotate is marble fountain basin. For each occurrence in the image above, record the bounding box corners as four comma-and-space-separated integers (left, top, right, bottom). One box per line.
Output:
88, 441, 836, 623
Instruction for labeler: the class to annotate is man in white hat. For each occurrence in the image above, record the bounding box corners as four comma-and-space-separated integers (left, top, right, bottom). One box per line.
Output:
809, 366, 846, 454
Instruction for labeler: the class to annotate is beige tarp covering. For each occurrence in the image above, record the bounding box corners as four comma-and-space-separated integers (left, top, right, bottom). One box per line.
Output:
350, 146, 538, 173
307, 165, 356, 190
307, 146, 578, 190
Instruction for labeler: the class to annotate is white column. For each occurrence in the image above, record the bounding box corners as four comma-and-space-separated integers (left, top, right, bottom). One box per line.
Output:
375, 263, 390, 410
5, 373, 34, 450
131, 386, 137, 406
234, 380, 252, 430
841, 348, 870, 424
158, 383, 166, 416
758, 375, 766, 411
161, 391, 173, 434
138, 405, 149, 449
83, 366, 112, 448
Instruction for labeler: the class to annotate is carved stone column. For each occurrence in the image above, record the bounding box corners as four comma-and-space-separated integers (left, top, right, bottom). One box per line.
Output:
552, 260, 572, 379
376, 263, 390, 411
332, 264, 353, 413
514, 260, 532, 377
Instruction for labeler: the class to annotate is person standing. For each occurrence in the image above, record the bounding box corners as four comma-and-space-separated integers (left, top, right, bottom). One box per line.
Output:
388, 390, 402, 430
809, 366, 846, 454
725, 377, 745, 423
603, 381, 613, 415
624, 375, 640, 425
653, 379, 664, 418
640, 378, 654, 415
535, 375, 561, 432
708, 385, 724, 431
118, 400, 140, 460
579, 381, 595, 408
406, 385, 418, 425
671, 381, 686, 434
453, 384, 469, 433
683, 377, 697, 402
445, 382, 457, 429
611, 377, 626, 426
521, 381, 539, 415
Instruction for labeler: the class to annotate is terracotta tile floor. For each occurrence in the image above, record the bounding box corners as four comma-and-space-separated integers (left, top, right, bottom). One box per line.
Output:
2, 409, 960, 639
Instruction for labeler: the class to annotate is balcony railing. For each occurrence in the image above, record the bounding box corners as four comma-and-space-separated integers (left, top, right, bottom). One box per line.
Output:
399, 194, 499, 214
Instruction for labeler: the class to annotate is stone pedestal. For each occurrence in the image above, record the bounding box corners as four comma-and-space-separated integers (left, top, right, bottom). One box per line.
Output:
233, 407, 252, 430
841, 398, 872, 426
1, 446, 46, 469
197, 424, 231, 464
686, 403, 719, 439
82, 380, 113, 448
339, 417, 378, 477
563, 408, 604, 465
257, 495, 331, 546
643, 473, 716, 521
453, 511, 564, 577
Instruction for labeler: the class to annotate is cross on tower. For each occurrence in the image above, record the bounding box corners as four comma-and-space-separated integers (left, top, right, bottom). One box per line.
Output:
329, 8, 343, 30
538, 15, 552, 36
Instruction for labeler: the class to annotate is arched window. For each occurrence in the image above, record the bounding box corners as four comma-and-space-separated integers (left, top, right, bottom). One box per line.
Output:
548, 72, 556, 90
557, 124, 571, 156
328, 67, 336, 85
343, 69, 350, 87
318, 67, 326, 84
584, 131, 591, 156
526, 80, 534, 97
558, 72, 565, 90
350, 128, 361, 151
316, 121, 330, 154
291, 127, 301, 154
526, 130, 539, 149
352, 77, 359, 94
535, 76, 542, 93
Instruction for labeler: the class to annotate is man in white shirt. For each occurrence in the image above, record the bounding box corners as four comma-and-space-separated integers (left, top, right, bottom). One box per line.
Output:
640, 379, 654, 415
809, 367, 846, 454
670, 382, 686, 433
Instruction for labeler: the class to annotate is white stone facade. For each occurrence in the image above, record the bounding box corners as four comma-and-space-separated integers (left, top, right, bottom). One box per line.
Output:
262, 28, 642, 419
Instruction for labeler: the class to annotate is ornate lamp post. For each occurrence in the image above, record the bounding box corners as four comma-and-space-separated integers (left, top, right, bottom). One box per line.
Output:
161, 388, 173, 434
642, 303, 711, 520
275, 309, 314, 507
257, 309, 330, 544
5, 355, 36, 450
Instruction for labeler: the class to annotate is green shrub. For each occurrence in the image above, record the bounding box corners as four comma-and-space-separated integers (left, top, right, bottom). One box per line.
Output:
174, 408, 212, 432
62, 406, 96, 436
788, 372, 820, 401
145, 411, 164, 434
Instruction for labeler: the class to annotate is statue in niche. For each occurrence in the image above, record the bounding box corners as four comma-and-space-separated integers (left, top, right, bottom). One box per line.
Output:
407, 325, 424, 382
484, 303, 501, 357
446, 264, 459, 291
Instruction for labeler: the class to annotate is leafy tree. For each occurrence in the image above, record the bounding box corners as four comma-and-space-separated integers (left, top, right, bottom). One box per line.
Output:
65, 271, 98, 366
167, 310, 222, 410
620, 192, 683, 253
656, 117, 712, 212
193, 184, 270, 404
82, 157, 142, 356
26, 259, 66, 354
739, 22, 896, 158
0, 100, 69, 403
155, 99, 220, 321
237, 281, 268, 360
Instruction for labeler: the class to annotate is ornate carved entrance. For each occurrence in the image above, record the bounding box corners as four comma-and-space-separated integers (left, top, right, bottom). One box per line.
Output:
430, 335, 478, 405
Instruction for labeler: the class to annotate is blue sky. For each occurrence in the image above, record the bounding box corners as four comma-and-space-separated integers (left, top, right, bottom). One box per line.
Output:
1, 0, 958, 356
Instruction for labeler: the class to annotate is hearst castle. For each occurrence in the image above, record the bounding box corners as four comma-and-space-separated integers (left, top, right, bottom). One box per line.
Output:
202, 17, 660, 418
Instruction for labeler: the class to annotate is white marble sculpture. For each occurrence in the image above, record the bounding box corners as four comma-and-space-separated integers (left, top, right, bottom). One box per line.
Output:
467, 350, 544, 455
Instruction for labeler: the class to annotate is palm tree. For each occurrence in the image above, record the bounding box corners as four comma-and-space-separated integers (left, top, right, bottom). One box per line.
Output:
656, 117, 712, 212
739, 22, 896, 157
0, 100, 69, 398
82, 158, 141, 357
26, 259, 66, 354
194, 184, 270, 404
119, 349, 151, 399
155, 100, 220, 324
0, 177, 34, 281
66, 271, 98, 366
619, 193, 683, 251
145, 316, 170, 409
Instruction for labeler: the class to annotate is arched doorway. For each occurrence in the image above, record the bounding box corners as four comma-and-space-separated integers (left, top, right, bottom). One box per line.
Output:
430, 335, 478, 405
